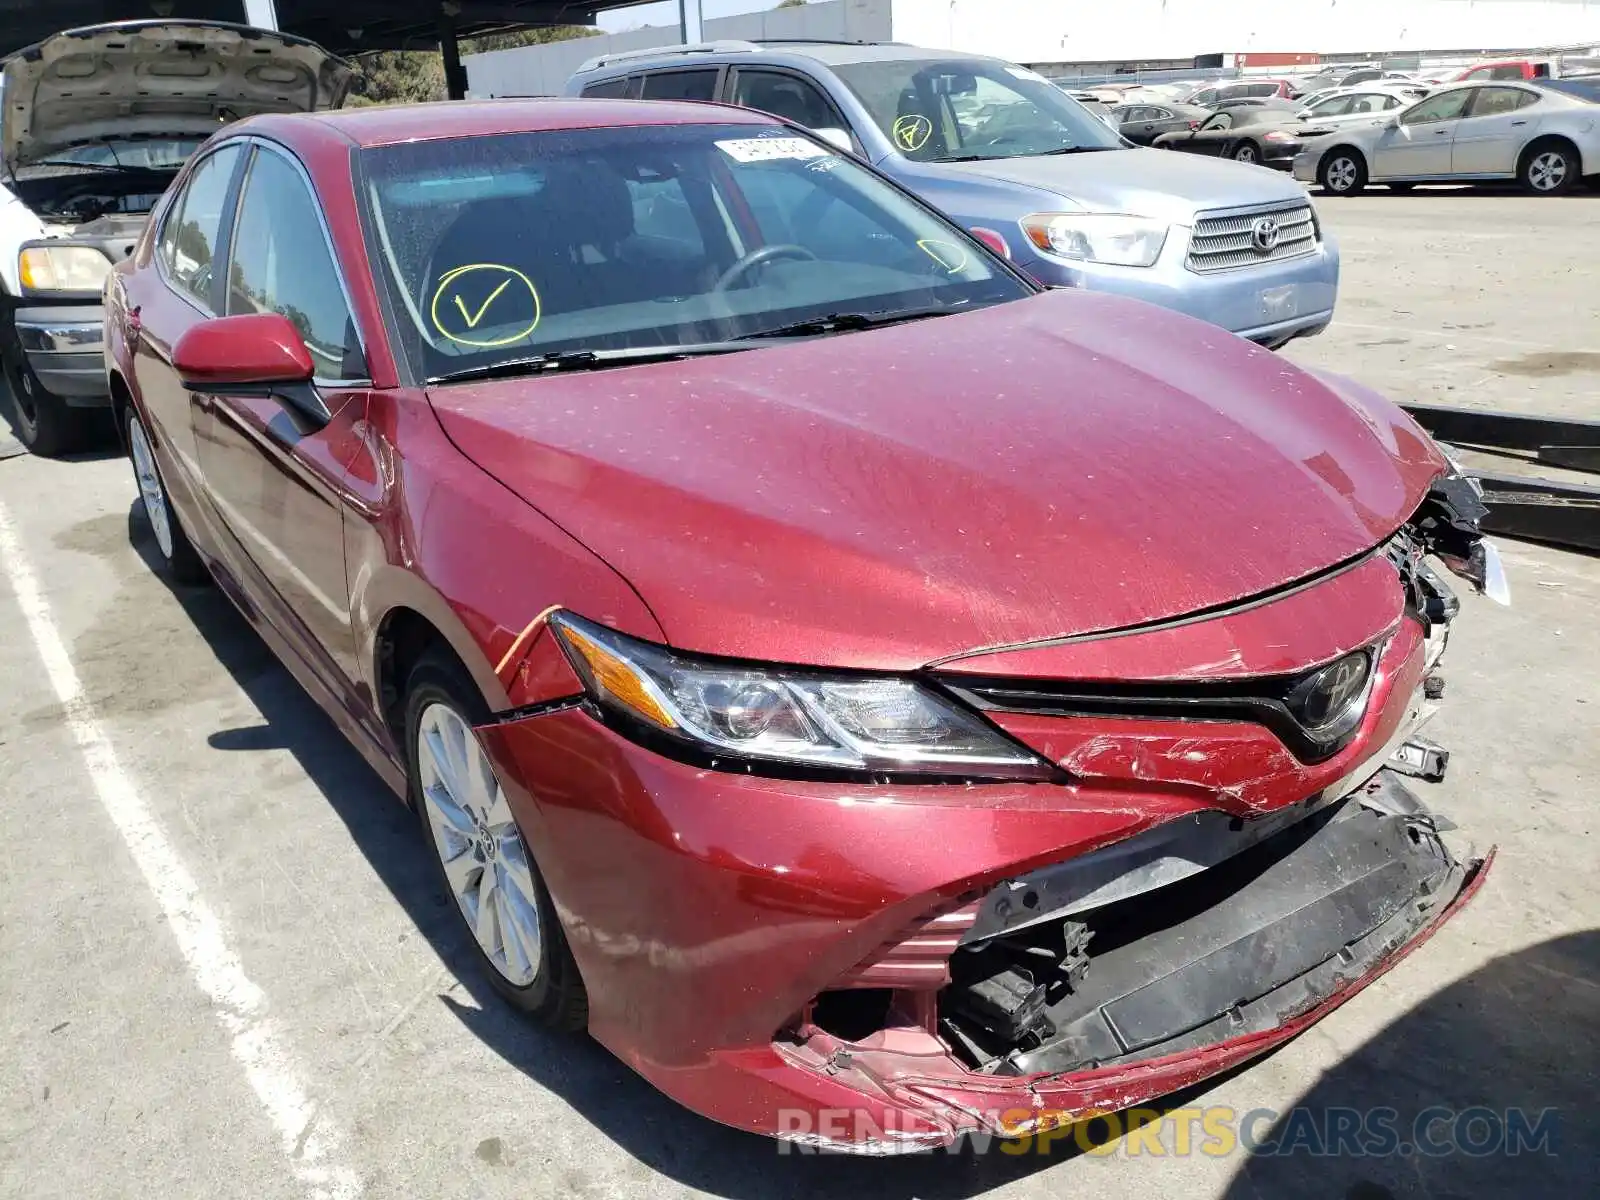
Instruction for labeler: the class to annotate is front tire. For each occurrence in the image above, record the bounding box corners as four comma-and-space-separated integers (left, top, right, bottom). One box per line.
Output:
404, 652, 588, 1030
1319, 149, 1368, 195
127, 407, 208, 584
1521, 142, 1578, 195
2, 343, 91, 457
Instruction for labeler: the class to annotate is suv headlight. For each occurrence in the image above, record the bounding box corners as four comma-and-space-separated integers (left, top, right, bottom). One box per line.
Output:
550, 613, 1054, 781
18, 243, 113, 295
1020, 213, 1169, 267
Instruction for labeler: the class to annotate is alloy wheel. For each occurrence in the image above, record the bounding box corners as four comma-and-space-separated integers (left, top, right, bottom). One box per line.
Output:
1235, 144, 1257, 163
1527, 151, 1568, 192
128, 414, 175, 561
1326, 156, 1359, 192
417, 702, 543, 987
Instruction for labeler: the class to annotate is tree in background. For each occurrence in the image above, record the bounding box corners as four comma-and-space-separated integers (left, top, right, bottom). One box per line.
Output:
350, 25, 601, 105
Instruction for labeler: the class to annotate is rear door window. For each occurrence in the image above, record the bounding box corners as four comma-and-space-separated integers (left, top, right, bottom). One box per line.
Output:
1470, 87, 1537, 116
639, 70, 720, 101
581, 76, 634, 99
158, 144, 243, 309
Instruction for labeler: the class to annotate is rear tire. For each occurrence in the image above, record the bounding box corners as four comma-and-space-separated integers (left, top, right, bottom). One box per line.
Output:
2, 343, 90, 457
1520, 140, 1578, 194
1319, 149, 1368, 195
1233, 141, 1260, 164
126, 406, 208, 585
404, 651, 589, 1031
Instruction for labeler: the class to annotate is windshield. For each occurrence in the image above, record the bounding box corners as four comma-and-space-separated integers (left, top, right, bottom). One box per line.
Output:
358, 123, 1030, 383
831, 58, 1125, 162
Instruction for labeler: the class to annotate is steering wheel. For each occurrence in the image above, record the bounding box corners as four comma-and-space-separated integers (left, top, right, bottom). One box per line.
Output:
713, 244, 819, 293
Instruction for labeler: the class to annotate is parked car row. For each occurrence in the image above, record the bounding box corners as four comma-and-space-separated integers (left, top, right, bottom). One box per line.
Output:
1296, 80, 1600, 195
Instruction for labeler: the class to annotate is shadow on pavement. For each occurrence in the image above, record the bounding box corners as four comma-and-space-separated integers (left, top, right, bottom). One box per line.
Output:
123, 500, 1598, 1199
1223, 931, 1598, 1199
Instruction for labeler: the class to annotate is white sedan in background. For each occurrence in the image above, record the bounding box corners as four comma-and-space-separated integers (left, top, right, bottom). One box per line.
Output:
1296, 81, 1600, 194
1294, 85, 1429, 129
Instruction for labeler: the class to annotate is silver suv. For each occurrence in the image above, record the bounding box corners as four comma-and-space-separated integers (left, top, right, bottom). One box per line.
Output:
566, 41, 1340, 347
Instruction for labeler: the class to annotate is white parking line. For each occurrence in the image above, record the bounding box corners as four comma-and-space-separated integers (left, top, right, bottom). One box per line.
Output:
0, 499, 361, 1200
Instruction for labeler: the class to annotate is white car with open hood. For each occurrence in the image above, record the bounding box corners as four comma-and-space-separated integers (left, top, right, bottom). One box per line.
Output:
0, 20, 350, 455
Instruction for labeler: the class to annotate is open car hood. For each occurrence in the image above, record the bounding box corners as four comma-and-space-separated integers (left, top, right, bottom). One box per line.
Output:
428, 289, 1449, 672
1, 20, 352, 168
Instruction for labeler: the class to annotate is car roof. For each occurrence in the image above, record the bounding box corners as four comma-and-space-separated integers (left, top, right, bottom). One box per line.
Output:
240, 97, 775, 148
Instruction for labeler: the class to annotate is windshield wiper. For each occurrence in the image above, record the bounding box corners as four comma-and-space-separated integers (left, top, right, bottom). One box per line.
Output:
937, 145, 1115, 162
26, 159, 132, 173
737, 305, 956, 341
426, 342, 754, 385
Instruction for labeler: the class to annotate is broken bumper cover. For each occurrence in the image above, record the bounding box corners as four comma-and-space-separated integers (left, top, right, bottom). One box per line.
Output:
477, 700, 1490, 1153
470, 475, 1501, 1152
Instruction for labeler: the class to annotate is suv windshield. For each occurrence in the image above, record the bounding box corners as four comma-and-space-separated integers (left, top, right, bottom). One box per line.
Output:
831, 58, 1125, 162
358, 123, 1030, 382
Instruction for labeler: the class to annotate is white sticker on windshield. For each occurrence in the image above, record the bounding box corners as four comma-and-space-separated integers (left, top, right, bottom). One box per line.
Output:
1006, 66, 1048, 83
716, 137, 832, 163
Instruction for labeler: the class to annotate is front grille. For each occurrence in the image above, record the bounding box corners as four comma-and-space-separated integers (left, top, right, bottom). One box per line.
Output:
1186, 202, 1319, 274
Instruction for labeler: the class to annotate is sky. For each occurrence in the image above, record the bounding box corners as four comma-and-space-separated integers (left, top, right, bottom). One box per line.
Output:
597, 0, 777, 34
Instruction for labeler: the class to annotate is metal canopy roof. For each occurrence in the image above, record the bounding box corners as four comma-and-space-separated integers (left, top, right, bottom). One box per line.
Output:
0, 2, 653, 58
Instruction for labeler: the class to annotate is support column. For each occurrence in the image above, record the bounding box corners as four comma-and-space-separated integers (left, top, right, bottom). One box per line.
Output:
241, 0, 280, 31
440, 7, 468, 100
678, 0, 704, 44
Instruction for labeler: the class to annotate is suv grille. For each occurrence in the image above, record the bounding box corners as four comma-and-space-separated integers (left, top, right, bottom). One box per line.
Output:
1187, 202, 1318, 274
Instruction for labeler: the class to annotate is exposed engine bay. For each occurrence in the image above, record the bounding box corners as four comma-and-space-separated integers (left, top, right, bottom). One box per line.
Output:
8, 168, 175, 259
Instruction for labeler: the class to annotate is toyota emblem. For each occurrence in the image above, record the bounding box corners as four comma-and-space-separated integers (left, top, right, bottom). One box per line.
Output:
1251, 217, 1282, 253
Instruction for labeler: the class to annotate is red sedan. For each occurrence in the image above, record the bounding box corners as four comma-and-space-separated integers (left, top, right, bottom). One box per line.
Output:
105, 99, 1505, 1152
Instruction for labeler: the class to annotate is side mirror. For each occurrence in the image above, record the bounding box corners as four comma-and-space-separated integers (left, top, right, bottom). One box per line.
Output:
1295, 108, 1313, 119
813, 126, 854, 154
173, 312, 329, 426
1383, 115, 1402, 130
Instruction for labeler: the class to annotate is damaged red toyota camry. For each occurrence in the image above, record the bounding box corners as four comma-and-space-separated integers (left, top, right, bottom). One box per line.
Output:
106, 99, 1507, 1152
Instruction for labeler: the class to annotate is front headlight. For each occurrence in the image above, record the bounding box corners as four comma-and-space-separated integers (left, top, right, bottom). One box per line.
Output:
1020, 213, 1169, 267
550, 613, 1054, 781
18, 244, 113, 294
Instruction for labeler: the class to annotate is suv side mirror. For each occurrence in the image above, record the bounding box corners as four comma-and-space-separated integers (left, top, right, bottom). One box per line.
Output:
813, 127, 854, 154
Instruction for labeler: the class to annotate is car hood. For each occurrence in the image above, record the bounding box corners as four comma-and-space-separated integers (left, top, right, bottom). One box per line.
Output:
910, 146, 1309, 222
429, 290, 1445, 671
1, 21, 352, 168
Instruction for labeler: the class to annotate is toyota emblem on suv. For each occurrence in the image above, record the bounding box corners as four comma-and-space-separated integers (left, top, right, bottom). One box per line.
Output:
1251, 217, 1282, 252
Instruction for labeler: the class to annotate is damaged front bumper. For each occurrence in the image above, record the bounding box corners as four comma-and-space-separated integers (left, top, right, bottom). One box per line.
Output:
473, 475, 1502, 1152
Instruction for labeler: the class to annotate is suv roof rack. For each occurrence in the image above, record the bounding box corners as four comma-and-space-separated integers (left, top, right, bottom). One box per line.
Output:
575, 38, 900, 74
576, 40, 761, 73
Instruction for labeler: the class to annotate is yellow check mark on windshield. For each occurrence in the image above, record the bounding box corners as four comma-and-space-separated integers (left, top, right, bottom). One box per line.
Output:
454, 279, 512, 329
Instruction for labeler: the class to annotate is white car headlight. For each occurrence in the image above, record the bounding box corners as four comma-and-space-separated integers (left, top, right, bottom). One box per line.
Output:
1020, 213, 1169, 267
550, 613, 1053, 780
18, 244, 113, 294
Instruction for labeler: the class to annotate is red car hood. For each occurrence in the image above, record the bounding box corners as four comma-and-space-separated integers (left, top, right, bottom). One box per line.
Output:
429, 290, 1445, 671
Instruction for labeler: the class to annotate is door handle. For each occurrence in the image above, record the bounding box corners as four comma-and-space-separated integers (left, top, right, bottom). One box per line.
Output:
1435, 128, 1450, 135
1511, 119, 1528, 126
